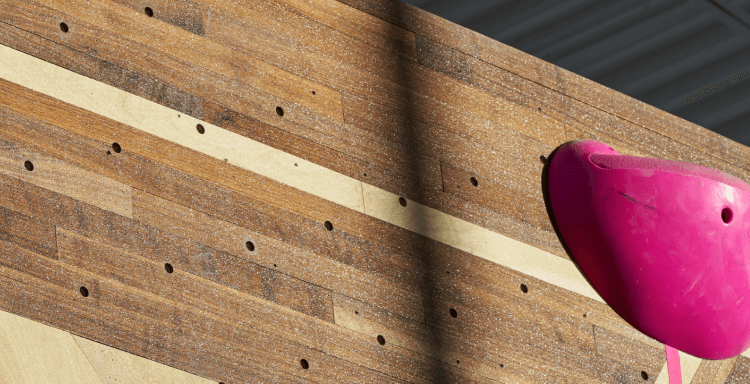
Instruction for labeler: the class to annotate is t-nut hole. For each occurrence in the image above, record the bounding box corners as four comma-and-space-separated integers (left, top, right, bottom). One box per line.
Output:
245, 241, 255, 252
722, 207, 733, 223
79, 286, 89, 297
300, 359, 309, 369
164, 263, 174, 273
470, 177, 478, 187
377, 335, 386, 345
196, 124, 205, 134
520, 284, 529, 293
324, 221, 333, 231
399, 197, 407, 207
144, 7, 154, 17
641, 371, 648, 380
449, 308, 457, 318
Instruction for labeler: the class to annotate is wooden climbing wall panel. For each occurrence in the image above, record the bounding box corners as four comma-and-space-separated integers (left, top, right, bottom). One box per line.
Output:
0, 0, 748, 382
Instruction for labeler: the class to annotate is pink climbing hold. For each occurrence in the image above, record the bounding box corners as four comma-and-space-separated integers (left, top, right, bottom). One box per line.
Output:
548, 140, 750, 359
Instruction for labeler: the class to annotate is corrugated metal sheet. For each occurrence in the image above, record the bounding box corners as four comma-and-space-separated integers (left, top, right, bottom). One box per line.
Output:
403, 0, 750, 147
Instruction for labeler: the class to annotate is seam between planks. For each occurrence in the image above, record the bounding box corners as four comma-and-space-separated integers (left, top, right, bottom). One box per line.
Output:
1, 43, 746, 362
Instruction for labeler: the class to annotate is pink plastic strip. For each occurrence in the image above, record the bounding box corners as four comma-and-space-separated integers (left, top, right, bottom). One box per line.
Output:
666, 345, 682, 384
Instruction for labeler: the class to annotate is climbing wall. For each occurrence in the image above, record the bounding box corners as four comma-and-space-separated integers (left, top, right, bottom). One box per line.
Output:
0, 0, 748, 382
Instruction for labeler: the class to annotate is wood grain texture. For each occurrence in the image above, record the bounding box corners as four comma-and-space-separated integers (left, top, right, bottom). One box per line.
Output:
73, 335, 218, 384
0, 20, 204, 119
109, 0, 206, 35
0, 310, 104, 384
0, 136, 132, 218
689, 356, 738, 384
725, 356, 750, 384
2, 0, 342, 120
131, 188, 423, 322
0, 0, 745, 382
335, 0, 750, 174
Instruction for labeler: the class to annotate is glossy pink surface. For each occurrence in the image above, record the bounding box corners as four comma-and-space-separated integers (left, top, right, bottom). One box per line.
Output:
549, 140, 750, 359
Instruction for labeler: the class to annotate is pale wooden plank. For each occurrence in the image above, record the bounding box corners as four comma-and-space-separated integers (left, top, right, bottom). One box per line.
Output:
0, 44, 364, 213
73, 336, 217, 384
0, 310, 103, 384
362, 182, 602, 302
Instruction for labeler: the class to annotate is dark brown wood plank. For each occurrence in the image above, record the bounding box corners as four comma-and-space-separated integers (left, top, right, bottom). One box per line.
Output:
0, 167, 334, 322
0, 205, 56, 259
0, 16, 204, 119
0, 237, 405, 384
593, 326, 665, 379
2, 0, 342, 120
131, 188, 424, 322
54, 230, 493, 384
110, 0, 206, 35
336, 0, 750, 175
724, 356, 750, 384
690, 356, 738, 384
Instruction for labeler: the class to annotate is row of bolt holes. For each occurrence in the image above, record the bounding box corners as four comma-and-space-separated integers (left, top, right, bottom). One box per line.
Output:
49, 8, 627, 380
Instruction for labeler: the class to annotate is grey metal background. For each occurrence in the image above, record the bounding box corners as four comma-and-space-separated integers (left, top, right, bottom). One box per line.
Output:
402, 0, 750, 147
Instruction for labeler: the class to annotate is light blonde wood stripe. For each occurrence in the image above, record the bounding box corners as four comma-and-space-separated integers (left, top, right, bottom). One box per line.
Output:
73, 336, 217, 384
2, 44, 748, 357
0, 310, 104, 384
653, 351, 705, 384
0, 45, 363, 213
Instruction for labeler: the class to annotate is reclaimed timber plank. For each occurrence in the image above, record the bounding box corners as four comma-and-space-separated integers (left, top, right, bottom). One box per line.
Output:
0, 166, 334, 322
0, 91, 421, 289
0, 240, 361, 384
2, 0, 341, 121
593, 326, 665, 379
0, 205, 57, 259
335, 0, 750, 174
267, 0, 417, 60
725, 357, 750, 384
109, 0, 206, 35
0, 20, 204, 119
53, 230, 494, 384
201, 101, 441, 195
0, 136, 132, 218
689, 356, 738, 384
131, 188, 423, 322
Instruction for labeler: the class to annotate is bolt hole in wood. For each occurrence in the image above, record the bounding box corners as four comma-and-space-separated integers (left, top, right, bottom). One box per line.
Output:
641, 371, 648, 380
377, 335, 386, 345
196, 124, 205, 134
456, 360, 460, 364
354, 311, 359, 315
245, 241, 255, 252
24, 160, 34, 171
449, 308, 457, 318
144, 6, 153, 17
324, 221, 333, 231
300, 359, 309, 369
311, 90, 316, 95
722, 207, 733, 223
112, 142, 121, 153
273, 263, 277, 268
164, 263, 173, 273
59, 22, 69, 33
470, 176, 478, 187
79, 286, 89, 297
362, 172, 367, 177
275, 106, 284, 116
399, 197, 407, 207
520, 284, 529, 293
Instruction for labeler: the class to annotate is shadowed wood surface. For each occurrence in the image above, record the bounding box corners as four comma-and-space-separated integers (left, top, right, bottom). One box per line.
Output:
0, 0, 747, 382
